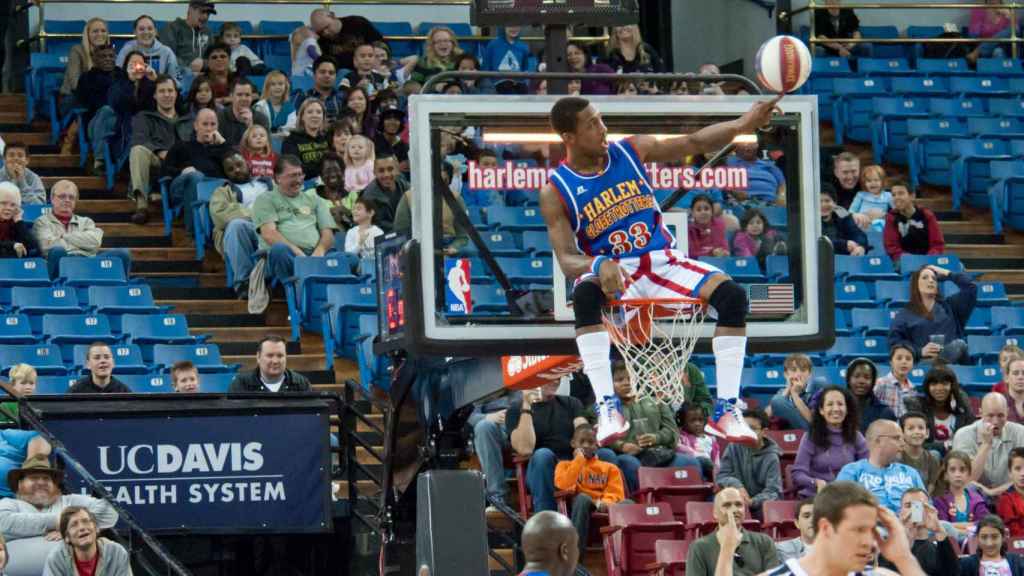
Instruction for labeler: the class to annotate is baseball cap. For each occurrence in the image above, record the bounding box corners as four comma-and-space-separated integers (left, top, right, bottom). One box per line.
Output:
189, 0, 217, 14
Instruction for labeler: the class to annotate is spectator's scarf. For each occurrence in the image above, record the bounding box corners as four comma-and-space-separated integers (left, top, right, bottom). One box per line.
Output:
55, 212, 73, 228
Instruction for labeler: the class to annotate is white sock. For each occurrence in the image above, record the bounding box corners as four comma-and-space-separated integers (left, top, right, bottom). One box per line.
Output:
576, 331, 614, 403
712, 335, 747, 402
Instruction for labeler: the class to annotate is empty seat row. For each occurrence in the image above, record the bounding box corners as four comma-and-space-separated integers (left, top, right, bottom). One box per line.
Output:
6, 342, 236, 377
35, 371, 236, 394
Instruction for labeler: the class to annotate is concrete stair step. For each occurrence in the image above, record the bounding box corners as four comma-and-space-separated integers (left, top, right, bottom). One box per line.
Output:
76, 198, 135, 212
42, 175, 104, 189
30, 153, 82, 169
136, 272, 228, 287
332, 479, 380, 499
948, 244, 1022, 258
127, 247, 203, 261
939, 220, 997, 234
3, 132, 51, 146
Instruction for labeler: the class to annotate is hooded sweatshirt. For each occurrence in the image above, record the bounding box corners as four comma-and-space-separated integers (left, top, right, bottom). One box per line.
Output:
716, 435, 783, 509
791, 427, 868, 499
42, 537, 131, 576
115, 38, 180, 80
158, 18, 211, 69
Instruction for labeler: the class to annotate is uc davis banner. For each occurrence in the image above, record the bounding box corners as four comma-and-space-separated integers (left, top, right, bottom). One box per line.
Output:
45, 412, 331, 533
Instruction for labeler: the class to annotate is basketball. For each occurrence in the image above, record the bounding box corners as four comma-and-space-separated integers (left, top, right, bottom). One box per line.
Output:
755, 35, 812, 93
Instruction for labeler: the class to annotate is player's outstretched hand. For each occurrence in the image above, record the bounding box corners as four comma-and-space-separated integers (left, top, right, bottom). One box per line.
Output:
738, 95, 783, 133
598, 259, 625, 300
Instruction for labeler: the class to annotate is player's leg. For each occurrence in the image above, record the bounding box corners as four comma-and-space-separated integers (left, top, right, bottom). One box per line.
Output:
573, 279, 629, 446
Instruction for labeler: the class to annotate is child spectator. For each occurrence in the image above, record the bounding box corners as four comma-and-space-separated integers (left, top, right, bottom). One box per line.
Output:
874, 343, 917, 418
374, 107, 408, 174
219, 22, 265, 75
994, 345, 1024, 395
715, 408, 783, 514
372, 41, 417, 87
346, 87, 376, 138
884, 182, 945, 265
343, 135, 375, 195
343, 198, 383, 259
0, 144, 46, 205
1005, 356, 1024, 423
846, 358, 895, 432
482, 26, 531, 94
821, 188, 868, 255
898, 411, 941, 493
553, 424, 627, 558
850, 165, 893, 231
675, 402, 721, 480
933, 450, 989, 533
766, 353, 817, 430
616, 80, 639, 96
731, 207, 785, 268
687, 194, 729, 258
185, 74, 217, 115
341, 42, 391, 97
253, 70, 294, 136
908, 364, 975, 453
290, 26, 321, 78
240, 124, 276, 179
958, 515, 1024, 575
996, 447, 1024, 538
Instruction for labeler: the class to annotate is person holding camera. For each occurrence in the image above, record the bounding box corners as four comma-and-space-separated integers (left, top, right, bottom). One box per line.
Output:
888, 265, 977, 365
837, 419, 925, 513
877, 488, 959, 576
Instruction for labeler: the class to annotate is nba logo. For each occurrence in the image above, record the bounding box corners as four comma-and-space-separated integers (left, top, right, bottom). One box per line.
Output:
444, 258, 472, 315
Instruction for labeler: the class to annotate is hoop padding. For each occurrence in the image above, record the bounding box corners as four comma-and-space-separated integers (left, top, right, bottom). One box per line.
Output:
602, 298, 708, 407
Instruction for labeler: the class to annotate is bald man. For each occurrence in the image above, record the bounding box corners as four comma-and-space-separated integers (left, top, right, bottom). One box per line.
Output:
953, 392, 1024, 494
836, 419, 924, 513
685, 487, 779, 576
519, 511, 579, 576
162, 109, 232, 234
309, 9, 382, 71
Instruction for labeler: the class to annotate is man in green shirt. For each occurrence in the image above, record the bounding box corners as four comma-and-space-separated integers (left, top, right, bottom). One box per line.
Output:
252, 155, 339, 284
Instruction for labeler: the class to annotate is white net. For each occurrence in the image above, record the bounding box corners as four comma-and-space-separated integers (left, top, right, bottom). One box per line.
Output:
602, 299, 708, 408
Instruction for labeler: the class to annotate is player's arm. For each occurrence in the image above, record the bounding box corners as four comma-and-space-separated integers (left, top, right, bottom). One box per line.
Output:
540, 183, 593, 281
631, 96, 782, 164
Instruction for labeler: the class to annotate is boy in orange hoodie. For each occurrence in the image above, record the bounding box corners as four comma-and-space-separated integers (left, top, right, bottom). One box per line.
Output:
997, 447, 1024, 537
554, 423, 627, 556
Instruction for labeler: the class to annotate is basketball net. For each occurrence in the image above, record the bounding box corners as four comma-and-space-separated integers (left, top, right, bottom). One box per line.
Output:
602, 298, 707, 408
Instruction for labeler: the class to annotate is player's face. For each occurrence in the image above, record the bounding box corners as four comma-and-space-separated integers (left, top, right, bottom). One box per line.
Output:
567, 105, 608, 156
822, 505, 878, 572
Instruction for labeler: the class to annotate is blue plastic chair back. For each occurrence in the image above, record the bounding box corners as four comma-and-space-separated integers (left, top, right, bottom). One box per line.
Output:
929, 98, 988, 118
58, 256, 127, 286
11, 286, 81, 314
891, 76, 948, 96
0, 344, 66, 374
35, 376, 78, 395
153, 343, 230, 372
121, 313, 194, 343
72, 343, 147, 373
87, 285, 159, 314
949, 76, 1009, 95
916, 58, 972, 75
811, 57, 852, 76
875, 281, 911, 307
0, 314, 38, 344
859, 58, 912, 76
199, 373, 236, 393
898, 254, 963, 275
977, 58, 1024, 77
116, 374, 171, 393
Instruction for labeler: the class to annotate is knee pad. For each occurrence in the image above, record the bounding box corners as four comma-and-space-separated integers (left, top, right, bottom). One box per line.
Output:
572, 280, 606, 329
708, 279, 748, 328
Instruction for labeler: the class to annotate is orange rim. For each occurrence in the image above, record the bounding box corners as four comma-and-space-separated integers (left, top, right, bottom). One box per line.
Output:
605, 297, 705, 308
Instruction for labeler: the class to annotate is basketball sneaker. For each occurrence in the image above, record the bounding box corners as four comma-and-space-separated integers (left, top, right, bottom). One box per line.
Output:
596, 395, 630, 447
707, 398, 758, 446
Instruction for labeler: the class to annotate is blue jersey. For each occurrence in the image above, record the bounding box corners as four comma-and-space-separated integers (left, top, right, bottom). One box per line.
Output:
549, 139, 674, 258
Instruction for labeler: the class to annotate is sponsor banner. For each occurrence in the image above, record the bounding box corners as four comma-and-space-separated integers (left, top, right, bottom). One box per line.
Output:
502, 355, 584, 390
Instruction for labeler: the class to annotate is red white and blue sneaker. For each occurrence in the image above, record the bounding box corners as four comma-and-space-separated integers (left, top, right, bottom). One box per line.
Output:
596, 395, 630, 447
707, 397, 758, 447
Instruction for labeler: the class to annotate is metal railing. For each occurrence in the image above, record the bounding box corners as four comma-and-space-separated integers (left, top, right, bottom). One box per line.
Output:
790, 1, 1023, 58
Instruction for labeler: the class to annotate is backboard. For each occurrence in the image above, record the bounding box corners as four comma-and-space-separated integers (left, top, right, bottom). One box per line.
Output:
387, 94, 833, 357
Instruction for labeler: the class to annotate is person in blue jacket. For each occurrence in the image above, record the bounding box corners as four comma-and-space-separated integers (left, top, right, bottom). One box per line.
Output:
959, 514, 1024, 576
888, 265, 976, 364
481, 27, 533, 94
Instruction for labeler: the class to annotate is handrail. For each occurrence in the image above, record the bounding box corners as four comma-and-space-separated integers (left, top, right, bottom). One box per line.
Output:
791, 2, 1024, 15
421, 70, 764, 94
34, 0, 470, 4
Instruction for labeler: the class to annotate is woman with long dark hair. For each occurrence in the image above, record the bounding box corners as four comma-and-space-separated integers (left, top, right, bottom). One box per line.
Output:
906, 363, 975, 453
791, 385, 868, 498
888, 264, 977, 364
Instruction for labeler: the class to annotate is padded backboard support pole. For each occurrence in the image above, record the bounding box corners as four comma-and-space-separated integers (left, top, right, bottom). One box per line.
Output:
545, 25, 569, 94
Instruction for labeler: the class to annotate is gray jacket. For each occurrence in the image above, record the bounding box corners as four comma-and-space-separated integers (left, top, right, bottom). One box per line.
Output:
715, 435, 783, 510
0, 494, 118, 541
158, 18, 210, 69
42, 538, 131, 576
130, 110, 191, 152
360, 176, 408, 233
0, 168, 46, 205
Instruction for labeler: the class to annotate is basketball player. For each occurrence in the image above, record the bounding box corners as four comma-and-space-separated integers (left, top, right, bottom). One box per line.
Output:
541, 95, 779, 446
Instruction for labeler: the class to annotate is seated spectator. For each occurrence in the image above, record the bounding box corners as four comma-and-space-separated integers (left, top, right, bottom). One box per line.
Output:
933, 450, 989, 533
688, 194, 729, 258
0, 144, 45, 205
373, 107, 409, 174
343, 197, 382, 258
291, 26, 321, 78
0, 184, 38, 259
159, 0, 214, 74
846, 358, 896, 433
372, 42, 417, 88
253, 155, 339, 284
874, 343, 917, 418
889, 265, 976, 364
553, 424, 627, 558
201, 43, 233, 105
33, 180, 132, 279
0, 364, 37, 425
967, 1, 1013, 63
821, 189, 868, 255
0, 430, 49, 502
850, 165, 892, 231
716, 409, 783, 515
128, 74, 189, 224
767, 353, 819, 430
959, 515, 1024, 575
60, 19, 109, 106
89, 50, 158, 175
883, 182, 945, 266
216, 78, 269, 147
240, 124, 276, 179
346, 88, 376, 139
453, 54, 488, 95
994, 345, 1024, 395
185, 74, 218, 116
792, 385, 868, 499
605, 362, 697, 493
73, 43, 121, 148
731, 207, 786, 267
879, 488, 958, 576
394, 181, 468, 254
724, 140, 786, 207
685, 487, 780, 576
327, 118, 353, 158
469, 392, 517, 511
210, 151, 272, 296
462, 149, 502, 208
775, 498, 816, 562
1004, 356, 1024, 423
164, 109, 231, 234
954, 393, 1023, 496
309, 9, 382, 72
220, 21, 264, 75
43, 506, 130, 576
115, 15, 179, 80
0, 458, 117, 576
675, 402, 721, 481
340, 43, 391, 96
564, 41, 615, 95
292, 56, 347, 124
508, 382, 590, 512
253, 71, 294, 137
229, 335, 311, 392
997, 447, 1024, 537
899, 411, 941, 494
814, 0, 862, 57
283, 99, 330, 180
910, 364, 975, 454
69, 343, 131, 394
411, 27, 462, 87
605, 24, 663, 74
344, 134, 375, 195
837, 419, 925, 513
170, 360, 200, 392
316, 153, 350, 234
822, 151, 861, 209
482, 26, 531, 94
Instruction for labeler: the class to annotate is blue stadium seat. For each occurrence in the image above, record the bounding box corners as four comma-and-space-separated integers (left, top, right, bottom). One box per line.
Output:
907, 118, 969, 190
0, 314, 37, 344
967, 117, 1024, 140
989, 99, 1024, 118
321, 284, 376, 365
21, 204, 52, 224
875, 281, 911, 308
117, 374, 171, 393
898, 254, 963, 276
949, 76, 1010, 97
891, 76, 948, 97
812, 365, 845, 386
740, 366, 785, 393
290, 75, 313, 92
828, 336, 891, 364
487, 206, 546, 232
58, 256, 128, 293
0, 344, 66, 375
87, 285, 165, 317
850, 308, 898, 336
285, 255, 361, 339
11, 286, 82, 334
0, 259, 50, 306
765, 255, 790, 282
35, 375, 78, 395
494, 257, 553, 286
835, 280, 874, 309
916, 58, 973, 76
975, 281, 1011, 307
953, 365, 1002, 392
25, 52, 68, 141
698, 256, 765, 283
870, 97, 931, 165
833, 77, 890, 144
806, 59, 848, 121
43, 314, 117, 363
121, 314, 201, 362
153, 343, 237, 373
859, 58, 912, 76
522, 230, 552, 256
949, 138, 1013, 210
968, 335, 1021, 363
459, 231, 525, 257
257, 21, 303, 57
199, 373, 235, 393
192, 178, 227, 261
466, 206, 489, 230
356, 315, 389, 393
978, 58, 1024, 77
373, 21, 417, 58
811, 57, 852, 76
990, 306, 1024, 336
988, 160, 1024, 234
72, 344, 148, 374
835, 308, 852, 337
929, 98, 988, 118
965, 307, 993, 336
858, 26, 905, 58
835, 255, 899, 282
1009, 78, 1024, 93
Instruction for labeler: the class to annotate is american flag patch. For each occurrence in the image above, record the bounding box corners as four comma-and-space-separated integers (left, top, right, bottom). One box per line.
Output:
747, 284, 795, 316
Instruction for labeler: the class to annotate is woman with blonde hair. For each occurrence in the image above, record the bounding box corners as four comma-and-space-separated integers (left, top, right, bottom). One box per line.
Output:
606, 24, 663, 74
282, 98, 329, 179
253, 70, 294, 135
411, 26, 463, 86
60, 18, 109, 98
